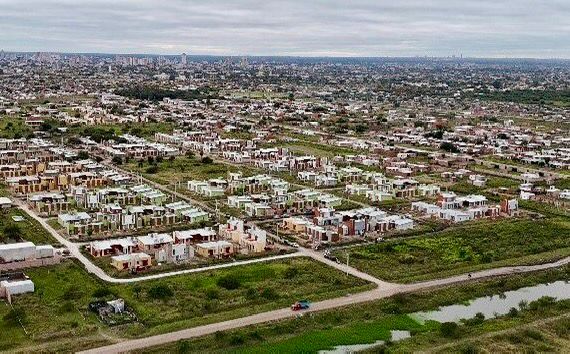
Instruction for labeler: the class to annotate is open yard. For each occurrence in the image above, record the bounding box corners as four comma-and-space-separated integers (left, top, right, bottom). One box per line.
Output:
0, 257, 372, 352
125, 155, 257, 186
334, 217, 570, 283
0, 208, 59, 245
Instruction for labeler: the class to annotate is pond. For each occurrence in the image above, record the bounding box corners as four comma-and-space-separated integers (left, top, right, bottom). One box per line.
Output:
412, 280, 570, 324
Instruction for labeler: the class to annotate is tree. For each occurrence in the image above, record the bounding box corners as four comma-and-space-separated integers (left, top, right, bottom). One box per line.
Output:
440, 142, 459, 153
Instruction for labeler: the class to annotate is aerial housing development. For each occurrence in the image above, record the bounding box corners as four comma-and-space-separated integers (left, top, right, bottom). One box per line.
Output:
1, 18, 570, 354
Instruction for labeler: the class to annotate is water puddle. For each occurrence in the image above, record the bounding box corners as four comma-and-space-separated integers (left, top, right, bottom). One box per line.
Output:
413, 280, 570, 324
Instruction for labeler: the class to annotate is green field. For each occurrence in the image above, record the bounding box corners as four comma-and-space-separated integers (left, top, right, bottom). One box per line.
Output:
334, 217, 570, 283
142, 265, 570, 354
125, 156, 256, 186
0, 257, 372, 352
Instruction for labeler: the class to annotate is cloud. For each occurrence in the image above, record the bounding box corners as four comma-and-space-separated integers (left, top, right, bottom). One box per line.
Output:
0, 0, 568, 58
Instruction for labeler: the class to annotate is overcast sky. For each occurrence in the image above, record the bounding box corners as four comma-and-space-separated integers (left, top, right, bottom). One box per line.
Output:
1, 0, 569, 58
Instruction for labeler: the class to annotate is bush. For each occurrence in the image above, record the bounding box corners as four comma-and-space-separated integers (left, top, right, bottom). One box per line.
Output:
201, 156, 213, 164
507, 307, 519, 318
440, 322, 460, 338
462, 312, 485, 326
111, 156, 123, 165
217, 275, 240, 290
148, 284, 174, 300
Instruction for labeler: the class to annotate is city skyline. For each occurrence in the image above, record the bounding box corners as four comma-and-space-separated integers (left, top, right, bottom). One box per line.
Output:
1, 0, 569, 59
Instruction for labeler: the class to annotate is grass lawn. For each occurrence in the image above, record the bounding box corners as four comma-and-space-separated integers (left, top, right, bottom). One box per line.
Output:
265, 139, 361, 158
0, 257, 372, 352
0, 208, 59, 245
334, 217, 570, 283
142, 265, 570, 354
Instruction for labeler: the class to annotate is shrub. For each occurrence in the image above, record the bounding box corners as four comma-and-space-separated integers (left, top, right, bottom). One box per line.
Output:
148, 284, 174, 300
217, 275, 240, 290
440, 322, 460, 338
507, 307, 519, 318
111, 156, 123, 165
462, 312, 485, 326
201, 156, 213, 164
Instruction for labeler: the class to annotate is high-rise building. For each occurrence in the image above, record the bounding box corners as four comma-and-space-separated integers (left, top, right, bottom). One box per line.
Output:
181, 53, 187, 65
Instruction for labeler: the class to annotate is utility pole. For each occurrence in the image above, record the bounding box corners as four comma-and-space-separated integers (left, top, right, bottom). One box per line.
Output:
345, 250, 349, 276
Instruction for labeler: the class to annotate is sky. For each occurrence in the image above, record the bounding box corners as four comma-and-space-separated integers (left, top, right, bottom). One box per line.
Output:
0, 0, 569, 58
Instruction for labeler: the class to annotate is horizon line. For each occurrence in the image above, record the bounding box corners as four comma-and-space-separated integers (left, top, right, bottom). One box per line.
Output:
2, 49, 570, 61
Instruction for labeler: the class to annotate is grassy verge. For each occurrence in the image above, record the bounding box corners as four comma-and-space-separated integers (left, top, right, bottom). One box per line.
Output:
0, 257, 372, 352
140, 265, 570, 353
334, 217, 570, 283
